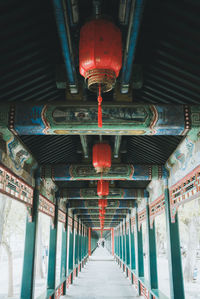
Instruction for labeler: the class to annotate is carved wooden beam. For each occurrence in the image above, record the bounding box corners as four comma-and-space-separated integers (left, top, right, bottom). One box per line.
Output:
68, 199, 135, 209
61, 188, 148, 199
43, 164, 166, 181
2, 103, 199, 136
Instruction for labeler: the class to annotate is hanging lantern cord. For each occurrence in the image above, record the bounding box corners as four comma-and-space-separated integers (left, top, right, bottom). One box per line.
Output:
98, 84, 103, 128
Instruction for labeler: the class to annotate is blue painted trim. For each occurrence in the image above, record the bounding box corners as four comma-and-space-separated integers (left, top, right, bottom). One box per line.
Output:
52, 0, 76, 85
121, 0, 145, 85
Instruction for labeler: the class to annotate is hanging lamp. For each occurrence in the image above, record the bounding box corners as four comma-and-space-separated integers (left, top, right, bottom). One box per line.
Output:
79, 19, 122, 127
93, 143, 111, 173
97, 180, 109, 197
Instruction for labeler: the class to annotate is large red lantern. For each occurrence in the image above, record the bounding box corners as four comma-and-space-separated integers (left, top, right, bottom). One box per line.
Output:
93, 143, 111, 173
97, 180, 109, 197
98, 199, 107, 209
99, 208, 106, 215
79, 19, 122, 127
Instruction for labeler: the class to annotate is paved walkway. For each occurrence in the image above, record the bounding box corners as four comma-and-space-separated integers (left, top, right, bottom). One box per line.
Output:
63, 246, 140, 299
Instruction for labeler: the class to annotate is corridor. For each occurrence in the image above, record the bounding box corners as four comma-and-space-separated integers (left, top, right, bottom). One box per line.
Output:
63, 247, 140, 299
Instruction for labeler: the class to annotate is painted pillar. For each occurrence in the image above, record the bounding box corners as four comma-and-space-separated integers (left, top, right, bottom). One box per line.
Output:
71, 214, 75, 284
146, 197, 158, 295
47, 192, 59, 291
130, 215, 136, 271
88, 227, 91, 256
76, 217, 80, 272
122, 220, 125, 264
135, 203, 144, 278
111, 228, 114, 256
20, 169, 40, 299
79, 222, 82, 271
60, 206, 68, 294
119, 222, 123, 260
164, 178, 185, 299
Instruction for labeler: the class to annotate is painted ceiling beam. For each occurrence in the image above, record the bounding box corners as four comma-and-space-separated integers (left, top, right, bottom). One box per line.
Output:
44, 164, 166, 181
5, 103, 198, 136
61, 188, 148, 199
74, 209, 129, 215
52, 0, 78, 93
68, 199, 135, 209
121, 0, 145, 93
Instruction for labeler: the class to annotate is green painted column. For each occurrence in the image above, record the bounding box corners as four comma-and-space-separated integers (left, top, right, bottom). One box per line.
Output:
20, 169, 40, 299
76, 218, 80, 267
164, 178, 185, 299
135, 204, 144, 278
130, 224, 136, 271
47, 193, 59, 291
71, 214, 75, 284
81, 224, 84, 261
60, 206, 68, 294
122, 221, 126, 263
119, 223, 122, 260
79, 222, 82, 271
146, 197, 158, 293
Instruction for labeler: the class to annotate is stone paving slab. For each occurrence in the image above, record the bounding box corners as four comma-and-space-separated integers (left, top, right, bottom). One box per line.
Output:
62, 247, 141, 299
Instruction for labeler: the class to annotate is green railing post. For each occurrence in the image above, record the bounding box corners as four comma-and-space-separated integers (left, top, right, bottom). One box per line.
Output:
135, 203, 144, 280
20, 169, 40, 299
60, 206, 68, 294
164, 177, 185, 299
146, 197, 158, 297
47, 192, 59, 291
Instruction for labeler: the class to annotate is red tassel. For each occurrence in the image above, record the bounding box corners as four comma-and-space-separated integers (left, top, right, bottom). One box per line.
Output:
98, 85, 102, 128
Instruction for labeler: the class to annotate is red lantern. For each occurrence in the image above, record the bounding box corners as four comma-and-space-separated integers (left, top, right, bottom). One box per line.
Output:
97, 180, 109, 197
99, 208, 106, 215
99, 215, 105, 221
98, 199, 107, 209
93, 143, 111, 173
79, 19, 122, 127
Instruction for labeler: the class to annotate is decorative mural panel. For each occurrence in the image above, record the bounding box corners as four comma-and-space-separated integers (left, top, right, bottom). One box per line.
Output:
10, 103, 197, 135
68, 216, 73, 227
58, 209, 66, 224
138, 209, 146, 231
40, 178, 57, 203
0, 164, 33, 205
126, 221, 129, 234
169, 164, 200, 222
68, 199, 135, 209
38, 195, 55, 218
74, 219, 78, 231
62, 187, 148, 199
131, 216, 135, 232
0, 128, 37, 186
149, 195, 165, 228
50, 164, 166, 181
168, 130, 200, 186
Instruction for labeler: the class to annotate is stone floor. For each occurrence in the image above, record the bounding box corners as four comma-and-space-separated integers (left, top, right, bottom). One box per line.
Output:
62, 246, 141, 299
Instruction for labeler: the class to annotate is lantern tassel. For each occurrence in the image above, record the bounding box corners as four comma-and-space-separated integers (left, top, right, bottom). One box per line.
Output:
98, 84, 102, 128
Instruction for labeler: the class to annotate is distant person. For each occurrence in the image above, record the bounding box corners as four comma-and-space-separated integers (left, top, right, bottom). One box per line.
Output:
102, 240, 104, 248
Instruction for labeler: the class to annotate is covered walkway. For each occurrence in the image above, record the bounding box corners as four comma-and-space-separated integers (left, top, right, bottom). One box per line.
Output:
63, 247, 139, 299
